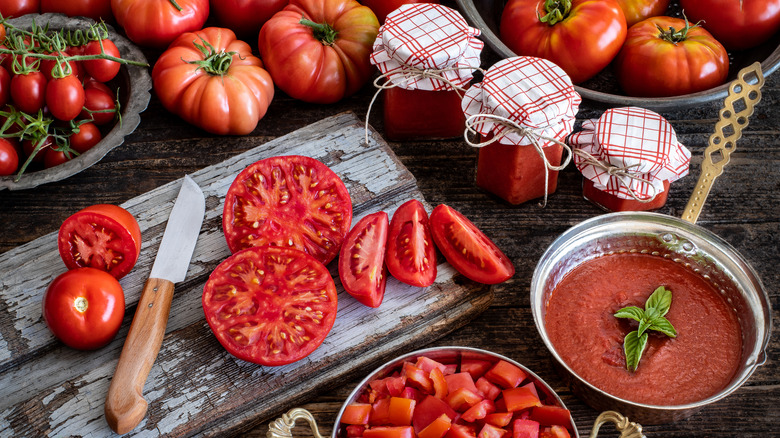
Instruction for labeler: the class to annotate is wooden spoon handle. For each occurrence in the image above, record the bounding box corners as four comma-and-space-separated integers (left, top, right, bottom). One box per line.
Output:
104, 277, 175, 434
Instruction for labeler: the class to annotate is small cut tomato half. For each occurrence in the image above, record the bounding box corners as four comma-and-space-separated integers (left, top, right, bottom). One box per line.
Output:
429, 204, 514, 284
385, 199, 436, 287
339, 211, 389, 308
57, 204, 142, 280
223, 155, 353, 265
202, 245, 339, 366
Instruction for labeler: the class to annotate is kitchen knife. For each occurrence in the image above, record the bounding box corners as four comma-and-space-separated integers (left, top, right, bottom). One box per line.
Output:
104, 175, 205, 434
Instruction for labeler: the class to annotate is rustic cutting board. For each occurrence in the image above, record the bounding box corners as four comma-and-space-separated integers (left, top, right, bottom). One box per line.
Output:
0, 112, 492, 437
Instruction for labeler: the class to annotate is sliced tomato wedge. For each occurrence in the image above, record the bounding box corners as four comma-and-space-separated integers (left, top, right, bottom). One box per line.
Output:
385, 199, 437, 287
339, 211, 389, 307
57, 204, 142, 280
222, 155, 353, 264
428, 204, 514, 285
201, 245, 338, 366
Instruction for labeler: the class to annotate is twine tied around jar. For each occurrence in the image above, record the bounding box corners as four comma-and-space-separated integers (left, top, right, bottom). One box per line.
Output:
571, 147, 659, 203
464, 113, 573, 207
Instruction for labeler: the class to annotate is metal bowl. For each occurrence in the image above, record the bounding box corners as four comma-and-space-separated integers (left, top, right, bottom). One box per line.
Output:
530, 212, 772, 424
0, 13, 152, 191
455, 0, 780, 111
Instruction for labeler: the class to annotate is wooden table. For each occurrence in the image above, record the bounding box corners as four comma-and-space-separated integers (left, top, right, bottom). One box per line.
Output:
1, 20, 778, 438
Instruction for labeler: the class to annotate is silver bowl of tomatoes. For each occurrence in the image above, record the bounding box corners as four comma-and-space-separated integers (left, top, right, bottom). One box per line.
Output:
0, 13, 151, 190
456, 0, 780, 111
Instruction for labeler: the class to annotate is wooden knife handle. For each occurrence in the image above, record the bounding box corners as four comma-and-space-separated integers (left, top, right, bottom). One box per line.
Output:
105, 277, 175, 434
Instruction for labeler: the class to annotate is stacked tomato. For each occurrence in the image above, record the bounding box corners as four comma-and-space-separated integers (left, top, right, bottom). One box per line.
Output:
0, 21, 122, 177
339, 354, 573, 438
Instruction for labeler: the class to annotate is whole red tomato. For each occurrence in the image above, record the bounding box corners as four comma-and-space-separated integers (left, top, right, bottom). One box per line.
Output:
42, 267, 125, 350
0, 0, 39, 18
0, 137, 19, 175
258, 0, 379, 103
616, 0, 669, 27
614, 16, 729, 97
80, 86, 117, 125
69, 122, 102, 153
209, 0, 288, 38
46, 74, 85, 121
82, 38, 122, 82
110, 0, 209, 48
500, 0, 627, 84
10, 70, 46, 114
360, 0, 439, 23
680, 0, 780, 50
152, 27, 274, 135
41, 0, 113, 22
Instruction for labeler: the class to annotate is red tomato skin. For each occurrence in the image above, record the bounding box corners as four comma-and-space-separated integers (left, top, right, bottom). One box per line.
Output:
258, 0, 379, 103
339, 211, 389, 308
0, 65, 10, 107
40, 50, 82, 82
385, 199, 437, 287
615, 0, 669, 27
41, 0, 113, 21
83, 39, 122, 82
614, 16, 729, 97
42, 267, 125, 350
111, 0, 210, 48
69, 122, 103, 153
0, 0, 39, 17
43, 147, 74, 168
0, 137, 19, 175
10, 71, 46, 114
46, 74, 86, 121
210, 0, 289, 38
680, 0, 780, 50
361, 0, 439, 23
22, 135, 54, 164
500, 0, 627, 84
152, 27, 274, 135
80, 86, 117, 125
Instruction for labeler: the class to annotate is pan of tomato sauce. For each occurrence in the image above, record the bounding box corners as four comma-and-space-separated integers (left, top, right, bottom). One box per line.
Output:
530, 212, 772, 425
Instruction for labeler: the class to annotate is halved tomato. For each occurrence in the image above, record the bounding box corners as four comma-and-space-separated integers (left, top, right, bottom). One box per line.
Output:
428, 204, 514, 285
222, 155, 353, 265
57, 204, 142, 280
202, 245, 338, 366
385, 199, 436, 287
339, 211, 389, 308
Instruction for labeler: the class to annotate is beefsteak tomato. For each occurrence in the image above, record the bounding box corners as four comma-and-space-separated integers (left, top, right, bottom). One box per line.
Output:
428, 204, 514, 285
615, 0, 669, 27
110, 0, 209, 48
222, 155, 353, 264
614, 16, 729, 97
257, 0, 379, 103
680, 0, 780, 50
43, 267, 125, 350
339, 211, 389, 308
152, 27, 274, 135
210, 0, 289, 38
202, 245, 338, 366
385, 199, 436, 288
500, 0, 627, 84
0, 0, 39, 18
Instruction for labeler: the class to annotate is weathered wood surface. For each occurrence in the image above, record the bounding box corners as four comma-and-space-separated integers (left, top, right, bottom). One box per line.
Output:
0, 113, 492, 437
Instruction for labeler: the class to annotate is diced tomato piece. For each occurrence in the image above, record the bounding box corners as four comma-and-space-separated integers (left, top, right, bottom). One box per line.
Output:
402, 386, 424, 402
404, 362, 435, 394
446, 423, 477, 438
418, 413, 453, 438
445, 372, 479, 394
446, 387, 484, 412
460, 359, 493, 380
430, 367, 449, 399
461, 399, 496, 422
478, 423, 507, 438
476, 377, 502, 401
512, 419, 540, 438
388, 397, 416, 426
521, 382, 539, 400
342, 403, 372, 425
528, 406, 572, 428
364, 426, 415, 438
484, 360, 527, 389
484, 412, 514, 428
416, 356, 449, 374
503, 387, 541, 412
443, 364, 458, 375
346, 424, 366, 438
539, 426, 570, 438
413, 395, 458, 433
387, 376, 408, 397
371, 398, 392, 426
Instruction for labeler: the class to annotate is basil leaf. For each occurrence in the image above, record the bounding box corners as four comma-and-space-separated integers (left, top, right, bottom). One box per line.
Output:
623, 330, 649, 372
637, 318, 651, 336
646, 286, 672, 316
614, 306, 645, 322
648, 316, 677, 338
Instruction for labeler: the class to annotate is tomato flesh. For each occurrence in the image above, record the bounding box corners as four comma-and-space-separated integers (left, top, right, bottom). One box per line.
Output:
385, 199, 437, 287
202, 246, 339, 366
339, 211, 389, 307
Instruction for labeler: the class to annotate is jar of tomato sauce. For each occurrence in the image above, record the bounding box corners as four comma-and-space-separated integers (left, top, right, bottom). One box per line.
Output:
369, 3, 483, 141
462, 56, 580, 206
568, 106, 691, 212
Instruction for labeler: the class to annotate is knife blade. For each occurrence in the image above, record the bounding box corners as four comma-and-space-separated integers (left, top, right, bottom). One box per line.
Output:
104, 175, 205, 434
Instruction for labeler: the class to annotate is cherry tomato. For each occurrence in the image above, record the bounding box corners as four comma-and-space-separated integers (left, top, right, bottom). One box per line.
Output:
360, 0, 439, 23
202, 245, 338, 366
43, 146, 74, 168
209, 0, 288, 38
500, 0, 627, 84
69, 122, 102, 153
0, 0, 39, 18
616, 0, 669, 27
41, 0, 113, 21
0, 137, 19, 175
680, 0, 780, 50
428, 204, 514, 285
614, 16, 729, 97
385, 199, 436, 287
339, 211, 389, 308
57, 204, 142, 280
42, 267, 125, 350
10, 70, 46, 114
0, 65, 10, 106
80, 86, 117, 125
46, 74, 85, 121
222, 155, 353, 264
82, 38, 121, 82
40, 50, 81, 82
22, 135, 54, 164
111, 0, 210, 48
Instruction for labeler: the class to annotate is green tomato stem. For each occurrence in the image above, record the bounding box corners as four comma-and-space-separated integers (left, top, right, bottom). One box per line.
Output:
539, 0, 572, 26
300, 17, 338, 46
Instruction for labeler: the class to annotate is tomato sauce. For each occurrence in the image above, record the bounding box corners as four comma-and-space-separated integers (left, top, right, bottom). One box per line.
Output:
582, 179, 670, 212
544, 253, 742, 405
383, 87, 466, 141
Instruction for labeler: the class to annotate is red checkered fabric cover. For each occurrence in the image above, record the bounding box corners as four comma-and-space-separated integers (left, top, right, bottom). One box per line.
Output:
461, 56, 580, 148
569, 106, 691, 200
370, 3, 483, 91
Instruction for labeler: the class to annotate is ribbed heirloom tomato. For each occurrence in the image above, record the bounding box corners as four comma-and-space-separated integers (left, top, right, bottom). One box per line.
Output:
616, 0, 669, 27
210, 0, 288, 38
258, 0, 379, 103
111, 0, 209, 48
680, 0, 780, 50
152, 27, 274, 135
